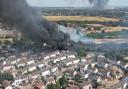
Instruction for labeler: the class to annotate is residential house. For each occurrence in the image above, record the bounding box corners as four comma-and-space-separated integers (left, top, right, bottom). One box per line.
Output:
62, 60, 73, 67
43, 55, 50, 60
48, 51, 60, 58
49, 51, 59, 58
86, 53, 95, 59
20, 56, 28, 60
53, 58, 60, 64
50, 53, 56, 58
12, 78, 23, 86
30, 71, 41, 79
5, 86, 13, 89
16, 58, 22, 62
124, 63, 128, 72
67, 54, 75, 59
2, 64, 13, 71
66, 85, 79, 89
42, 59, 49, 66
16, 61, 26, 68
37, 61, 45, 69
41, 69, 51, 77
65, 69, 74, 79
8, 55, 16, 60
87, 73, 102, 83
13, 74, 30, 86
17, 68, 28, 75
98, 54, 105, 58
9, 58, 17, 65
83, 74, 89, 80
91, 62, 96, 68
50, 66, 58, 73
60, 55, 67, 61
78, 81, 92, 89
87, 66, 99, 74
46, 76, 55, 84
72, 59, 80, 65
33, 83, 45, 89
0, 57, 5, 61
0, 66, 3, 73
54, 72, 63, 80
20, 52, 30, 57
80, 57, 87, 63
98, 69, 111, 79
28, 64, 37, 72
26, 60, 35, 65
77, 63, 87, 71
107, 81, 127, 89
42, 51, 60, 60
96, 62, 109, 69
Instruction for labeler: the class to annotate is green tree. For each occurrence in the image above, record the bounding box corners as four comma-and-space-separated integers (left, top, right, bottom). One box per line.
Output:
0, 73, 14, 84
74, 74, 82, 83
59, 76, 68, 89
92, 79, 100, 88
47, 83, 56, 89
4, 40, 12, 45
41, 76, 46, 85
76, 48, 87, 58
116, 55, 124, 60
55, 81, 61, 89
0, 40, 2, 45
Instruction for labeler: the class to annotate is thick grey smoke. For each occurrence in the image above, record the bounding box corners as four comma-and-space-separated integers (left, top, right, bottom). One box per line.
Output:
0, 0, 69, 49
89, 0, 109, 9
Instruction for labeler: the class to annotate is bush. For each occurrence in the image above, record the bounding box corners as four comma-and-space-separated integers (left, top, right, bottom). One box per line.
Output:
0, 72, 14, 84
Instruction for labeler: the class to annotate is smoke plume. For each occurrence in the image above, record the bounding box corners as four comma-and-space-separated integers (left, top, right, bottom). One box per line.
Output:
58, 25, 93, 44
0, 0, 69, 49
89, 0, 109, 9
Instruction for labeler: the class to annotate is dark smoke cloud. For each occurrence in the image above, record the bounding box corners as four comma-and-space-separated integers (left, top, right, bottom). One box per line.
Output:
89, 0, 109, 9
0, 0, 69, 48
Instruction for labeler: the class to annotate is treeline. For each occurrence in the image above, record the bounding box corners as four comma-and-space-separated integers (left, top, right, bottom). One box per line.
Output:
86, 32, 119, 39
56, 20, 127, 27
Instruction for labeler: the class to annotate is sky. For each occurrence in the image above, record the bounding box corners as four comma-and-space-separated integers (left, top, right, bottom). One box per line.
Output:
27, 0, 128, 7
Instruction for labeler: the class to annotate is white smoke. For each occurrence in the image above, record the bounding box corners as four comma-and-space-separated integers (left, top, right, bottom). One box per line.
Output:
58, 25, 93, 44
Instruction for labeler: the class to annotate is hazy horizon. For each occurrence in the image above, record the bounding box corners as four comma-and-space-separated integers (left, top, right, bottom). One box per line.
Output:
27, 0, 128, 7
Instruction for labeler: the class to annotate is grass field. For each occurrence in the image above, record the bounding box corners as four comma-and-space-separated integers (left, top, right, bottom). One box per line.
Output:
44, 16, 121, 22
104, 27, 128, 32
86, 27, 128, 33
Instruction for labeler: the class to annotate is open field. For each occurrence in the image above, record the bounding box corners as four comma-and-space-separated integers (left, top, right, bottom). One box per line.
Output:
87, 27, 128, 33
94, 39, 128, 44
104, 27, 128, 32
44, 16, 121, 22
44, 16, 128, 33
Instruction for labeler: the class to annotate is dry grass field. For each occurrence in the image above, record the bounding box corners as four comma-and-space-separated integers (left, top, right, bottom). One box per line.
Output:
44, 16, 128, 33
44, 16, 121, 22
